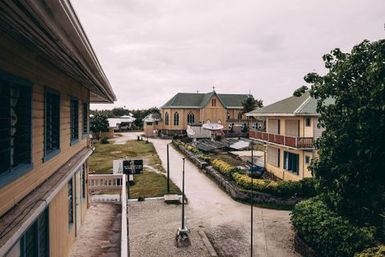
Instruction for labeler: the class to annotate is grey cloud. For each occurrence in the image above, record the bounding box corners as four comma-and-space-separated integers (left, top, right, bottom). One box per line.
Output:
71, 0, 385, 110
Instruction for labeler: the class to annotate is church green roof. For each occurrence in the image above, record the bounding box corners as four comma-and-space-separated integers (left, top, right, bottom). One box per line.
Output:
162, 92, 250, 109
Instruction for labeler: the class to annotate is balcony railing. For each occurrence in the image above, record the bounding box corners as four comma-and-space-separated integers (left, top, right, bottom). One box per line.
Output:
249, 130, 314, 149
89, 174, 123, 192
88, 174, 129, 257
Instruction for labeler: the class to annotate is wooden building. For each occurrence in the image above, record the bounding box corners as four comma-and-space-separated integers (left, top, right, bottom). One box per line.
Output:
247, 92, 333, 181
0, 1, 116, 257
157, 91, 251, 135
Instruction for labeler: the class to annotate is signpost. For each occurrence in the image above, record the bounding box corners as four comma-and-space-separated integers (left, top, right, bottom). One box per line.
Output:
123, 159, 143, 174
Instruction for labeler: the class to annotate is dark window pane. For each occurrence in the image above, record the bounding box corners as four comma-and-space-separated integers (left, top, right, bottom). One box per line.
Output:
68, 179, 74, 225
70, 98, 79, 141
0, 74, 32, 174
45, 90, 60, 155
82, 103, 88, 134
37, 210, 49, 257
0, 86, 10, 174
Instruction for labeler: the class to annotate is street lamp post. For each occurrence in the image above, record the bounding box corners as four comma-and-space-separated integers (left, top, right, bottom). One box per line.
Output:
167, 143, 170, 193
250, 141, 254, 257
181, 157, 186, 230
176, 157, 190, 247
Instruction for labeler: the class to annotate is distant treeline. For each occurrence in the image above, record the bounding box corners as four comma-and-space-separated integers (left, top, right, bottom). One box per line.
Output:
90, 107, 160, 128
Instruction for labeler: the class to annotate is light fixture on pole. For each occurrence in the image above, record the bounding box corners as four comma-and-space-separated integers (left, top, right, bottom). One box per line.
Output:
250, 141, 254, 257
176, 158, 190, 247
167, 143, 170, 193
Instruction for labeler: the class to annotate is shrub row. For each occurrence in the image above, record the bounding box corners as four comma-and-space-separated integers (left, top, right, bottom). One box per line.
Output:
291, 198, 376, 257
211, 159, 238, 177
211, 158, 317, 198
232, 173, 316, 198
355, 245, 385, 257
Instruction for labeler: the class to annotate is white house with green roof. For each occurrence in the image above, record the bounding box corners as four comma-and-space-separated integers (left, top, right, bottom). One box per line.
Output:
247, 92, 329, 181
156, 91, 251, 135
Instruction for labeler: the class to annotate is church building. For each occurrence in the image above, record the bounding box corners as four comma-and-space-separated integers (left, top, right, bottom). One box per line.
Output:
157, 90, 251, 135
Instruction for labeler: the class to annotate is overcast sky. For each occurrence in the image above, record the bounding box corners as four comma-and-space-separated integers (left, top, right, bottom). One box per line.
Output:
72, 0, 384, 110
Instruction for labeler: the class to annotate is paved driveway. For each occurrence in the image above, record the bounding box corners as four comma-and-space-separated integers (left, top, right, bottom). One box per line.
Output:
119, 132, 299, 257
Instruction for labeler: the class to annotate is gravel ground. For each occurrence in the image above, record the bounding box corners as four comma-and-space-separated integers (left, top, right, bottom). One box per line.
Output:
117, 132, 300, 257
128, 200, 211, 257
70, 203, 121, 257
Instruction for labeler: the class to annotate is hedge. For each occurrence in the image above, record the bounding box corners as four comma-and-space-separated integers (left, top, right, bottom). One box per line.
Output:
355, 245, 385, 257
232, 172, 316, 198
211, 159, 238, 177
291, 198, 376, 257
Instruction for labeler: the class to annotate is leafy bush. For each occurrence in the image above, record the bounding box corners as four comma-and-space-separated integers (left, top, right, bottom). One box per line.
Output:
299, 177, 318, 197
212, 159, 237, 177
292, 198, 376, 257
231, 173, 316, 198
100, 137, 109, 144
355, 245, 385, 257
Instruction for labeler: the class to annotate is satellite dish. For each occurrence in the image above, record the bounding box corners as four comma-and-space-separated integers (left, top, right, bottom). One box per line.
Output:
202, 123, 224, 131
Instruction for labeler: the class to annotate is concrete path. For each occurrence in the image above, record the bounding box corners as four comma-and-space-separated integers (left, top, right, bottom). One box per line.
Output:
70, 203, 121, 257
119, 132, 299, 257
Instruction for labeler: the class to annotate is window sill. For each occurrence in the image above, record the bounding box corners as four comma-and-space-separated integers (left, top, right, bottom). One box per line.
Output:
68, 223, 74, 231
82, 133, 89, 139
70, 138, 79, 146
43, 149, 61, 163
0, 163, 34, 188
283, 169, 299, 176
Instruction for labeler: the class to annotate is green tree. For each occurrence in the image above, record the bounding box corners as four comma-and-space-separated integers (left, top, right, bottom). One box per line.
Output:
241, 95, 263, 114
293, 85, 308, 96
304, 39, 385, 232
111, 107, 129, 117
90, 113, 109, 138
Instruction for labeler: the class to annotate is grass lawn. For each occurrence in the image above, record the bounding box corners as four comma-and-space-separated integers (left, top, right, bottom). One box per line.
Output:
89, 140, 164, 174
128, 171, 181, 199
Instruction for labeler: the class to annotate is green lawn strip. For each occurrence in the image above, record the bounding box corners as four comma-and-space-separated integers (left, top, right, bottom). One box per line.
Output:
89, 140, 163, 174
128, 171, 181, 199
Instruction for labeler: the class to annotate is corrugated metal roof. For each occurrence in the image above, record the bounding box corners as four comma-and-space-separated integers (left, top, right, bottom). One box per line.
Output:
247, 91, 334, 116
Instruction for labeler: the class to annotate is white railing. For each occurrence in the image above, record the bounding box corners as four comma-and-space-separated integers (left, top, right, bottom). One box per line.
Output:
88, 174, 129, 256
121, 174, 129, 257
89, 174, 123, 191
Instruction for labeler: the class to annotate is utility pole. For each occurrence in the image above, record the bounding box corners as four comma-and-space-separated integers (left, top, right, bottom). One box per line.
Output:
250, 141, 254, 257
181, 157, 185, 230
167, 143, 170, 193
176, 158, 190, 247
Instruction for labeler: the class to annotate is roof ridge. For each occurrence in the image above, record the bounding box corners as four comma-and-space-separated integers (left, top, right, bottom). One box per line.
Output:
294, 95, 312, 114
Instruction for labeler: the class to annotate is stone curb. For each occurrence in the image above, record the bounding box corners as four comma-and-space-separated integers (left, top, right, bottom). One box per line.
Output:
198, 230, 218, 257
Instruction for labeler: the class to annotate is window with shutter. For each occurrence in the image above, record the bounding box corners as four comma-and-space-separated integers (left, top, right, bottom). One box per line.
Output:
0, 71, 32, 187
82, 102, 88, 135
68, 178, 74, 227
44, 89, 60, 161
70, 98, 79, 144
20, 209, 49, 257
283, 151, 299, 175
